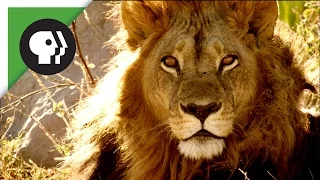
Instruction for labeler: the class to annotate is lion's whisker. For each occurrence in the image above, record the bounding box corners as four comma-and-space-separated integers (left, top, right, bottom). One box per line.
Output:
137, 122, 169, 134
150, 126, 171, 141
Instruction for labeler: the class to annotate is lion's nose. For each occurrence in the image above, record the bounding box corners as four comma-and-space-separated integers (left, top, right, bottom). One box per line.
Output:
180, 102, 222, 123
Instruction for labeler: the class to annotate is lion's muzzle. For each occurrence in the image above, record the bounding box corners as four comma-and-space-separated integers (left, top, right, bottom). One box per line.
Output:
180, 102, 222, 123
170, 100, 234, 160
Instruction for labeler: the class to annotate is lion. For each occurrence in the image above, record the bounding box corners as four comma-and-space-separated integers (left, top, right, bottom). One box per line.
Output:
63, 1, 319, 180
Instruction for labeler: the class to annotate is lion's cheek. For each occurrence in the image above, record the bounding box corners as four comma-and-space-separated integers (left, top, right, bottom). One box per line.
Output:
142, 74, 173, 121
145, 90, 171, 120
226, 68, 259, 126
203, 118, 234, 137
232, 86, 257, 126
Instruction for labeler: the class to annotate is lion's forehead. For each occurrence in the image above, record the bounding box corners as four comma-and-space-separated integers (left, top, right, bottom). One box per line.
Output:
155, 20, 244, 73
172, 36, 234, 56
164, 20, 237, 53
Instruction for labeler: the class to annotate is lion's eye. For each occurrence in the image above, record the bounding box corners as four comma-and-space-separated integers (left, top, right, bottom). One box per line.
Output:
220, 55, 239, 71
162, 56, 178, 68
221, 56, 235, 66
161, 56, 180, 74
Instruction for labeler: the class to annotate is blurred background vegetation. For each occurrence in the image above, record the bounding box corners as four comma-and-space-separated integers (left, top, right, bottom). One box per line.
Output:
279, 1, 319, 112
279, 1, 306, 28
279, 1, 319, 56
280, 1, 320, 117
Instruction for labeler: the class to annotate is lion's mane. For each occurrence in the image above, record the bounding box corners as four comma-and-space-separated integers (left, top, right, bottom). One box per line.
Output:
63, 2, 318, 180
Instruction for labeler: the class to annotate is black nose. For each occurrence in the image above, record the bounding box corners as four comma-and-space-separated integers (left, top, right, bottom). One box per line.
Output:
180, 102, 222, 123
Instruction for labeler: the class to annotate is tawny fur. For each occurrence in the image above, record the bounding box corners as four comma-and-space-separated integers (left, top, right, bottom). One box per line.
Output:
63, 1, 319, 180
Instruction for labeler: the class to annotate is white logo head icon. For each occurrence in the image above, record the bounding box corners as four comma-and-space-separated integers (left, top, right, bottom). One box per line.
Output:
55, 31, 68, 64
29, 31, 68, 65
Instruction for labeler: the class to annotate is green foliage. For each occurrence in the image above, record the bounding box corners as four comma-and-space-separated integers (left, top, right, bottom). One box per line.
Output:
297, 1, 320, 112
278, 1, 306, 28
52, 101, 65, 118
297, 1, 320, 56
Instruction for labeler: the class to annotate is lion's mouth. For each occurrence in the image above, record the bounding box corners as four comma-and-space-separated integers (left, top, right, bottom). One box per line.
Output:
184, 129, 225, 141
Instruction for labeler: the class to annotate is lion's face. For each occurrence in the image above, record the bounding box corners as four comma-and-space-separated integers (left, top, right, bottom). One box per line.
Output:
141, 14, 260, 160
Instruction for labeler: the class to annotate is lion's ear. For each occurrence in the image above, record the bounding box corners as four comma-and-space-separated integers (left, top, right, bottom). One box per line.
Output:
121, 1, 167, 50
216, 1, 279, 41
248, 2, 279, 39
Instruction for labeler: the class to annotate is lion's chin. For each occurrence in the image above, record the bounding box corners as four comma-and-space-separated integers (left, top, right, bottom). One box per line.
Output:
178, 137, 225, 160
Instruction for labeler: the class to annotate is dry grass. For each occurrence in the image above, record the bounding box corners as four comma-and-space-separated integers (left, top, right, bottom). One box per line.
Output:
0, 133, 68, 180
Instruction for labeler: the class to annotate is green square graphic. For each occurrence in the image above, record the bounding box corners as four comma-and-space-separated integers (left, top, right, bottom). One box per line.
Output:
8, 7, 84, 89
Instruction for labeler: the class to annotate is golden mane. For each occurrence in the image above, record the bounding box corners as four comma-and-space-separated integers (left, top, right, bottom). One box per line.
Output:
63, 1, 318, 180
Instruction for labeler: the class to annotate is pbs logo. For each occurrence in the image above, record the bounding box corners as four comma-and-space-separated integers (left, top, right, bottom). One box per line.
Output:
20, 19, 76, 75
29, 31, 68, 65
